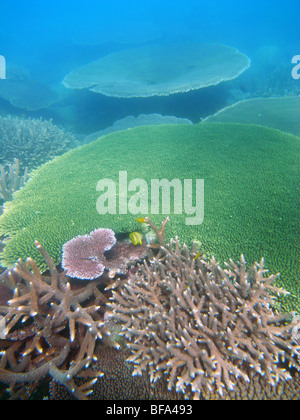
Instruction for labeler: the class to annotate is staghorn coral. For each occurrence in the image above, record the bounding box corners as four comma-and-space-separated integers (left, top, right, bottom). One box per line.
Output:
108, 218, 300, 399
0, 240, 111, 399
0, 158, 29, 203
0, 115, 78, 170
1, 219, 300, 400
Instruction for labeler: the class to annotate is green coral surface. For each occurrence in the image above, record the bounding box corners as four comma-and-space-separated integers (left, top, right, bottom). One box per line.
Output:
0, 123, 299, 311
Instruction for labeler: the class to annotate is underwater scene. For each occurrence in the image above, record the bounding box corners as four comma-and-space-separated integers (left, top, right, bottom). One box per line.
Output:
0, 0, 299, 402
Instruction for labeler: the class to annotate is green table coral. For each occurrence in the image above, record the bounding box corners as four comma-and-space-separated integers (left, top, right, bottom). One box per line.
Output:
0, 123, 299, 312
203, 97, 300, 137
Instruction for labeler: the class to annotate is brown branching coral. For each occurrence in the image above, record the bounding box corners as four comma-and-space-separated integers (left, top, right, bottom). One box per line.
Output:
0, 240, 112, 399
1, 218, 300, 400
108, 219, 300, 399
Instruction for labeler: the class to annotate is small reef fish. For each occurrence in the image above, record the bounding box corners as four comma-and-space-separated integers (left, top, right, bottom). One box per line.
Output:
193, 251, 202, 260
129, 232, 143, 245
136, 217, 147, 223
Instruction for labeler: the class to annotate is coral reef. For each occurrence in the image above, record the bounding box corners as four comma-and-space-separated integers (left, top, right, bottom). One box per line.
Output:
0, 219, 299, 400
0, 158, 29, 203
62, 228, 147, 280
0, 241, 110, 399
0, 123, 298, 311
108, 218, 300, 399
0, 115, 78, 169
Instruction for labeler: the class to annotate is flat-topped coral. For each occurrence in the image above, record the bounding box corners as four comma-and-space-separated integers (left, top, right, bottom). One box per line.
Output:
203, 96, 300, 137
0, 71, 59, 111
62, 43, 250, 97
0, 123, 298, 312
62, 228, 117, 280
84, 113, 193, 144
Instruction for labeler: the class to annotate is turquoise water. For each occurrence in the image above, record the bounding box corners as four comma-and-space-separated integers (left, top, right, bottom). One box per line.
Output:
0, 0, 299, 131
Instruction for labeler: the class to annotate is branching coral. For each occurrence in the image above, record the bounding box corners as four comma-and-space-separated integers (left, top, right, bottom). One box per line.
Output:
0, 241, 111, 399
0, 158, 29, 203
0, 116, 78, 169
1, 218, 299, 400
108, 218, 300, 399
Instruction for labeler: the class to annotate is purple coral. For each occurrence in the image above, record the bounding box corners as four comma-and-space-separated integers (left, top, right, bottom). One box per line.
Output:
62, 228, 147, 280
62, 228, 116, 280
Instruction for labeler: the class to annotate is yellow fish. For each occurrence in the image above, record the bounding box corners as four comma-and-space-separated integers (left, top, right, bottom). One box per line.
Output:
137, 217, 147, 223
193, 251, 202, 260
129, 232, 143, 245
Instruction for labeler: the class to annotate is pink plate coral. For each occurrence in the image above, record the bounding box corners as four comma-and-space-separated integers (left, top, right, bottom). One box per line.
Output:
62, 228, 116, 280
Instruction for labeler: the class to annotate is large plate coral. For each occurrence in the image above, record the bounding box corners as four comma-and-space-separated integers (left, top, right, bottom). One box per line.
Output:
0, 123, 299, 311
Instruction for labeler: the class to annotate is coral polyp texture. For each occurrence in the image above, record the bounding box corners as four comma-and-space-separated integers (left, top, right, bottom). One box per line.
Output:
0, 123, 298, 312
108, 228, 300, 399
49, 345, 180, 400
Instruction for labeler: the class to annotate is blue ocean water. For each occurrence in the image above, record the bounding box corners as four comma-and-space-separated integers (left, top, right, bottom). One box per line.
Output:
0, 0, 299, 132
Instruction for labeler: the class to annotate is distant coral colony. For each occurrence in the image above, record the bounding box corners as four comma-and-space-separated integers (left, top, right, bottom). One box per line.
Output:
0, 218, 299, 400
